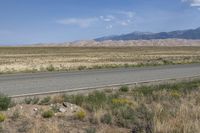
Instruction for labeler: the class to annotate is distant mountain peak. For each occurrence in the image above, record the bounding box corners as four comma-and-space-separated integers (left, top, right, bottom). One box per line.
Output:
196, 27, 200, 30
95, 27, 200, 41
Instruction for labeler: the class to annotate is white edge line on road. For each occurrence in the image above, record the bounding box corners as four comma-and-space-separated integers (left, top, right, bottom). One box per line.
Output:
10, 74, 200, 98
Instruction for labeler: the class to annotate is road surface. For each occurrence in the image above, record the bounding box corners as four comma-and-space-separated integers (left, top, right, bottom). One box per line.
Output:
0, 64, 200, 96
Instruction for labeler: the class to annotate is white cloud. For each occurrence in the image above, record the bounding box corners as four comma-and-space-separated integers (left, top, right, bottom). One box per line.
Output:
100, 15, 115, 22
116, 11, 135, 18
182, 0, 200, 7
57, 10, 136, 29
120, 22, 128, 26
118, 19, 133, 26
106, 24, 113, 29
56, 17, 98, 28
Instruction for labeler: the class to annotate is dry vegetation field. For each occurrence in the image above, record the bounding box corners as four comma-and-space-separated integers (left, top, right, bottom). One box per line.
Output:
0, 79, 200, 132
0, 46, 200, 74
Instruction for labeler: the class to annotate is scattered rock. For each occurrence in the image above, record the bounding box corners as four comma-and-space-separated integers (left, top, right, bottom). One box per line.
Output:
59, 107, 66, 113
63, 102, 68, 107
33, 108, 38, 111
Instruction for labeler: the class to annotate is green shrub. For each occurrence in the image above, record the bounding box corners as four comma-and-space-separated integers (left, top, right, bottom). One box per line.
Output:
72, 95, 85, 106
92, 65, 103, 69
51, 104, 60, 113
24, 97, 39, 104
134, 86, 154, 96
42, 110, 54, 118
100, 113, 112, 124
39, 96, 51, 105
46, 64, 55, 71
119, 85, 129, 92
134, 80, 200, 96
32, 97, 40, 104
63, 94, 85, 106
0, 113, 6, 122
78, 65, 86, 70
24, 97, 32, 104
112, 105, 136, 128
0, 93, 11, 111
124, 63, 130, 68
85, 91, 107, 111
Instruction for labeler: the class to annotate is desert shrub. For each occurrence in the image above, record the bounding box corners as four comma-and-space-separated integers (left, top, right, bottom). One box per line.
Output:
111, 98, 132, 105
63, 94, 85, 106
75, 110, 86, 120
39, 96, 51, 105
0, 113, 6, 122
104, 88, 113, 93
134, 86, 155, 96
52, 95, 64, 103
24, 97, 39, 104
46, 64, 55, 71
134, 84, 177, 96
124, 63, 130, 68
42, 110, 54, 118
11, 109, 20, 120
176, 80, 199, 93
85, 127, 96, 133
89, 115, 99, 124
134, 80, 200, 96
132, 105, 154, 133
119, 85, 129, 92
85, 91, 107, 111
17, 119, 33, 132
92, 65, 103, 69
111, 103, 154, 130
171, 91, 181, 99
112, 105, 136, 128
51, 104, 60, 113
0, 93, 11, 111
24, 97, 32, 104
163, 60, 173, 65
9, 100, 17, 108
32, 97, 40, 104
100, 113, 112, 124
72, 95, 85, 106
78, 65, 86, 70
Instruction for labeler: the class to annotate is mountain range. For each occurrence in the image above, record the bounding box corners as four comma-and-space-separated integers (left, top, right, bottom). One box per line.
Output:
95, 27, 200, 41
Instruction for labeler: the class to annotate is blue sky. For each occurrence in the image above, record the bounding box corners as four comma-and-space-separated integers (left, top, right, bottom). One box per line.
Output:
0, 0, 200, 45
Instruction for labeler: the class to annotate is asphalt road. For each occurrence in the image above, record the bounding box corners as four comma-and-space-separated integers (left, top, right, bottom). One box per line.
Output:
0, 64, 200, 96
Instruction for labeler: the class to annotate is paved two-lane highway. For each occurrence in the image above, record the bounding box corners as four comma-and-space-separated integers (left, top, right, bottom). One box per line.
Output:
0, 64, 200, 96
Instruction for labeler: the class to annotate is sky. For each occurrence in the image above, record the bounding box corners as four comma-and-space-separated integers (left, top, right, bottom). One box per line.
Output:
0, 0, 200, 45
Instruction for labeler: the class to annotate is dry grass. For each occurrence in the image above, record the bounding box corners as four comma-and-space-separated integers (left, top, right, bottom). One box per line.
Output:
0, 46, 200, 73
0, 79, 200, 132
